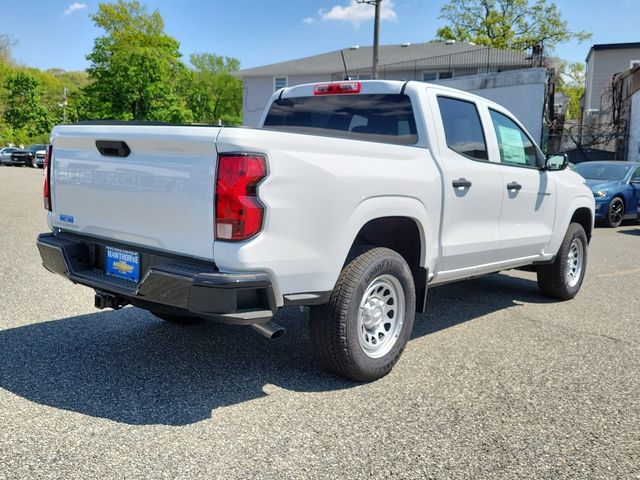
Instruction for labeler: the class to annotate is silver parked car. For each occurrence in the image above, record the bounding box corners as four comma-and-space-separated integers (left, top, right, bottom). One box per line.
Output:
0, 147, 18, 166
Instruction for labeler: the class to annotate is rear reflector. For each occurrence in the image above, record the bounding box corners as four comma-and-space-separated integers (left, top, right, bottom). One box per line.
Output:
215, 154, 267, 241
314, 81, 361, 95
43, 144, 52, 211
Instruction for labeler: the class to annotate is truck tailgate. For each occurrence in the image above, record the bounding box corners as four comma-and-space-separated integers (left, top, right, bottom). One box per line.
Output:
50, 125, 221, 260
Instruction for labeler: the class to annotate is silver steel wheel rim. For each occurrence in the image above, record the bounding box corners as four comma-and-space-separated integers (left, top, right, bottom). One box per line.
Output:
357, 274, 405, 359
565, 238, 583, 288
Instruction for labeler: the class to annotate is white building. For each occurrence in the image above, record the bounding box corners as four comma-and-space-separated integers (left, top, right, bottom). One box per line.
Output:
236, 41, 546, 141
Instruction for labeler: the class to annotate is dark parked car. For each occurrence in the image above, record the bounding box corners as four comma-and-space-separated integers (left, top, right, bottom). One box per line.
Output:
11, 144, 47, 168
573, 161, 640, 227
0, 147, 18, 166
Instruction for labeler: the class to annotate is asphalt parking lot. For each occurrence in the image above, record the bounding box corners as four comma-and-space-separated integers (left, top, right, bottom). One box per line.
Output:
1, 166, 639, 479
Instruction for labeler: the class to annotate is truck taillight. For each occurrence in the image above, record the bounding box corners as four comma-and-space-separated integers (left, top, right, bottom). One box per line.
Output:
43, 144, 52, 211
314, 81, 361, 95
215, 154, 267, 241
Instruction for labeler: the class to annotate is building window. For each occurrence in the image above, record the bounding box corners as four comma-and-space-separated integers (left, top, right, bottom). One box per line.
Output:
422, 71, 454, 82
274, 77, 288, 91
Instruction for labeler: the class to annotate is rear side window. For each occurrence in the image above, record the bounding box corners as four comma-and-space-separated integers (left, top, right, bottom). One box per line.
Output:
489, 109, 540, 167
437, 97, 488, 161
263, 94, 418, 145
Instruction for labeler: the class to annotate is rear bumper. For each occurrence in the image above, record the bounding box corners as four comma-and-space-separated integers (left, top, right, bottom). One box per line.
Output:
37, 233, 277, 324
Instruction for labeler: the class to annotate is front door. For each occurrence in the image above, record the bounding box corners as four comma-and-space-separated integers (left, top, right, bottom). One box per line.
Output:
487, 108, 556, 259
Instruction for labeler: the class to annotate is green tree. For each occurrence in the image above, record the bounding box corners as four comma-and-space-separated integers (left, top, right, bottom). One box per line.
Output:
82, 0, 192, 123
182, 53, 242, 125
3, 70, 51, 138
556, 60, 585, 120
436, 0, 590, 50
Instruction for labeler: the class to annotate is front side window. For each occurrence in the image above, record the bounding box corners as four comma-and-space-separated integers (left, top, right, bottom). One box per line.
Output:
489, 110, 539, 167
629, 167, 640, 182
437, 96, 488, 161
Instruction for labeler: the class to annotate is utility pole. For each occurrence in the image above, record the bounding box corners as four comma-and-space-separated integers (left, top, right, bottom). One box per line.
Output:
356, 0, 382, 79
62, 87, 68, 123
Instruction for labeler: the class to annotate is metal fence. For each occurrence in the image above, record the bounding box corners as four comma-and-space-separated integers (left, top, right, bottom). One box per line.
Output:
332, 46, 543, 81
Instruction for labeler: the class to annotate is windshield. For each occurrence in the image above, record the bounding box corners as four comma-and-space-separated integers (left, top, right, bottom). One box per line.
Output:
573, 163, 631, 181
27, 144, 46, 152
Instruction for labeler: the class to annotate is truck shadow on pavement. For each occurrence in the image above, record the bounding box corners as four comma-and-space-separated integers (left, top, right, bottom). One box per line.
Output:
0, 273, 550, 426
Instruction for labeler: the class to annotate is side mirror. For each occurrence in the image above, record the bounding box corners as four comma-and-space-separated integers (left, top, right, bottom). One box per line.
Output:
545, 153, 569, 171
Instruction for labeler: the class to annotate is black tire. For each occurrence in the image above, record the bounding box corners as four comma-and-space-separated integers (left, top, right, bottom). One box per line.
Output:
537, 223, 588, 300
605, 197, 624, 228
151, 311, 204, 325
310, 247, 416, 382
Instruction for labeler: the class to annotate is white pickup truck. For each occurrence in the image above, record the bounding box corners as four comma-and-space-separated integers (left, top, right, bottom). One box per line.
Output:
38, 80, 595, 381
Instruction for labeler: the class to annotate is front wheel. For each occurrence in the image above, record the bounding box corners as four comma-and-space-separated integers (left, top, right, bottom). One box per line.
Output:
310, 247, 416, 382
605, 197, 624, 228
537, 223, 588, 300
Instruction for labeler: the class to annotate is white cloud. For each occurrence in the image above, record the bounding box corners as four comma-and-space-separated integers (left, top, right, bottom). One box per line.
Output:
317, 0, 397, 28
63, 2, 87, 16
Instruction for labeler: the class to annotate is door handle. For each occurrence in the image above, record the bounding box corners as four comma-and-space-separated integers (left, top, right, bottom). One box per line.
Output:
452, 178, 472, 189
507, 181, 522, 191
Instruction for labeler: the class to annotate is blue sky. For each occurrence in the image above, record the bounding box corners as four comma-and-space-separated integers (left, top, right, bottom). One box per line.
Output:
2, 0, 639, 72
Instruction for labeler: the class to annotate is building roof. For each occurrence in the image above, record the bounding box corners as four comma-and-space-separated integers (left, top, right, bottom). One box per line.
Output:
586, 42, 640, 61
236, 41, 485, 77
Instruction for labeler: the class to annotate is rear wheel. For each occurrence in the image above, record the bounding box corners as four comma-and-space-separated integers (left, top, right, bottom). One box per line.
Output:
310, 247, 416, 382
151, 311, 203, 325
537, 223, 588, 300
605, 197, 624, 228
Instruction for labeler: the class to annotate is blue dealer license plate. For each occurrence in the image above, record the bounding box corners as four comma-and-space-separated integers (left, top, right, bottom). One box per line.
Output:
106, 246, 140, 283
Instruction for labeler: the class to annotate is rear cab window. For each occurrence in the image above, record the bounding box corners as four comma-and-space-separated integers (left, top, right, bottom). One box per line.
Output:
263, 94, 418, 145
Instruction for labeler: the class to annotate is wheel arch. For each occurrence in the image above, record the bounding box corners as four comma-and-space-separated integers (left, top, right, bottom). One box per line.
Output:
342, 206, 430, 313
548, 196, 595, 256
570, 207, 594, 243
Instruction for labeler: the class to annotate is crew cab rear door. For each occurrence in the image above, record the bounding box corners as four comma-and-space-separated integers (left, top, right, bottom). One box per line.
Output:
430, 93, 504, 274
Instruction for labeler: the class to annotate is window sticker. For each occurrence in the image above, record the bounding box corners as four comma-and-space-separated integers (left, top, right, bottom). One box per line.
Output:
498, 125, 526, 165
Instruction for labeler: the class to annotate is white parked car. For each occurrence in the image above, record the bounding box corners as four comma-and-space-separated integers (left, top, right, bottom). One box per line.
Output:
0, 147, 17, 166
37, 80, 595, 381
34, 149, 47, 168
